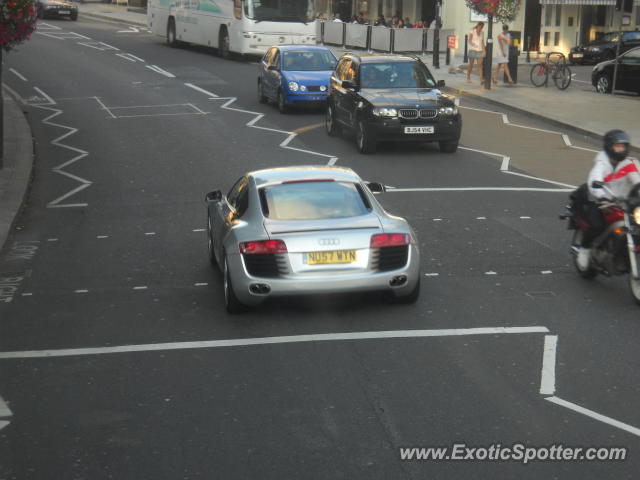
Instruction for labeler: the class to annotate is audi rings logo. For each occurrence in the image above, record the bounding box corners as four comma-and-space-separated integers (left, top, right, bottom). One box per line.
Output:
318, 238, 340, 246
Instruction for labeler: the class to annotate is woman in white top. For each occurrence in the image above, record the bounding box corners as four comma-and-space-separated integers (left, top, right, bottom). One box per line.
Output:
493, 25, 514, 84
466, 22, 485, 83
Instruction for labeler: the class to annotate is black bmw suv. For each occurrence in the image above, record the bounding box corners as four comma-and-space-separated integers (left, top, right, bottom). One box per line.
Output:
326, 53, 461, 154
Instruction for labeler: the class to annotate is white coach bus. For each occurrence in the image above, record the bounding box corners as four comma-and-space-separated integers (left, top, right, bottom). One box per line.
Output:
147, 0, 318, 57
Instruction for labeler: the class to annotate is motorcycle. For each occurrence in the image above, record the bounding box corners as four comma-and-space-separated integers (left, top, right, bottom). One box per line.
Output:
560, 181, 640, 304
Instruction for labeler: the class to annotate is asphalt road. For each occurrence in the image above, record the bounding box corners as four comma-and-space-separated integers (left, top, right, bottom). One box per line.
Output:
1, 17, 639, 479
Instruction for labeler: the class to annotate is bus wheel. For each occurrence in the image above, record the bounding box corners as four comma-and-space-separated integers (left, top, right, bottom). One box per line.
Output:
219, 28, 230, 59
166, 18, 179, 47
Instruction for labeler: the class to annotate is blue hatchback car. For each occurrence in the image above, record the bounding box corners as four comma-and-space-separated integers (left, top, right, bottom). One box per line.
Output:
258, 45, 337, 113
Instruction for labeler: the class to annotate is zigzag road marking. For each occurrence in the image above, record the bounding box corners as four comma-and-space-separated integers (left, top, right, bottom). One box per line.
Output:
29, 87, 92, 208
0, 394, 12, 432
210, 95, 339, 166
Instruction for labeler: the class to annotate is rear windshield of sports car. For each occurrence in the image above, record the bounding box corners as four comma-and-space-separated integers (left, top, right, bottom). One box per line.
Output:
260, 181, 370, 220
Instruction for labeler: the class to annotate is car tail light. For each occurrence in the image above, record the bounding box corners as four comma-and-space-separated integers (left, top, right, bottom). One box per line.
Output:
370, 233, 411, 248
239, 240, 287, 254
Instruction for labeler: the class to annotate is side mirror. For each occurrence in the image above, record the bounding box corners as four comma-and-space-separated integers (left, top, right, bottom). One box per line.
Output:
591, 181, 604, 189
367, 182, 386, 194
268, 65, 278, 71
437, 80, 445, 88
205, 190, 222, 203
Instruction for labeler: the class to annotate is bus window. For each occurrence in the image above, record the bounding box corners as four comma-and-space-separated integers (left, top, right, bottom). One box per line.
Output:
234, 0, 242, 20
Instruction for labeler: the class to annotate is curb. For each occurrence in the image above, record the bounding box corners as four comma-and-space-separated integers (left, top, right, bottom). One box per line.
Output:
79, 10, 147, 27
0, 95, 34, 251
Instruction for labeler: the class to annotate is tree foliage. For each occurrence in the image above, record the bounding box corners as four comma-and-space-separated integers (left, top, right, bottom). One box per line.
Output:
465, 0, 521, 23
1, 0, 37, 52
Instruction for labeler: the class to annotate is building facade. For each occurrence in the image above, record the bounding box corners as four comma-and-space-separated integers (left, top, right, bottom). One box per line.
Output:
314, 0, 640, 55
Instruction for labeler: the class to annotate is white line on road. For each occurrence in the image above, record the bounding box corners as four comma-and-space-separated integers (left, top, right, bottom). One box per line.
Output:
145, 65, 176, 78
539, 335, 558, 395
0, 326, 550, 359
546, 396, 640, 438
424, 273, 440, 277
133, 286, 148, 290
185, 83, 219, 98
0, 395, 12, 417
387, 187, 573, 193
74, 290, 89, 294
194, 283, 208, 286
33, 87, 55, 105
9, 68, 27, 81
541, 270, 553, 274
192, 228, 205, 232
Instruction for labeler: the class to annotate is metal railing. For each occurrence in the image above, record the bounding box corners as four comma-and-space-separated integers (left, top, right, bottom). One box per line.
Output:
318, 21, 454, 55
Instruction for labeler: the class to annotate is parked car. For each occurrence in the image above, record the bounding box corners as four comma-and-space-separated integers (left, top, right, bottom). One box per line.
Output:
569, 31, 640, 65
592, 46, 640, 94
205, 166, 421, 313
36, 0, 78, 20
258, 45, 337, 113
326, 53, 461, 154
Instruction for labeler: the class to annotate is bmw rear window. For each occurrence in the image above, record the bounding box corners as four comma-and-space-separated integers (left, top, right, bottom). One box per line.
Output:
260, 181, 370, 220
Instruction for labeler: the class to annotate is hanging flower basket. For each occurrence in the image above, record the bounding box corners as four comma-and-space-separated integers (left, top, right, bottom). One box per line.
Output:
1, 0, 38, 52
465, 0, 521, 23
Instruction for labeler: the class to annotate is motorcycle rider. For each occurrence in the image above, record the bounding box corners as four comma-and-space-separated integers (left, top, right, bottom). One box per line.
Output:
577, 129, 640, 268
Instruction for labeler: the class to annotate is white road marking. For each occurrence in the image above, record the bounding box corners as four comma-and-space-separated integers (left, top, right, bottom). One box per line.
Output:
133, 286, 148, 290
546, 396, 640, 438
388, 187, 573, 193
424, 273, 439, 277
433, 218, 442, 221
2, 83, 26, 104
0, 395, 12, 431
21, 293, 33, 296
476, 217, 487, 220
539, 335, 558, 395
32, 88, 92, 208
117, 26, 140, 33
145, 232, 156, 236
78, 41, 119, 51
520, 216, 531, 219
47, 238, 58, 242
185, 83, 219, 98
0, 326, 550, 359
9, 68, 27, 82
541, 270, 552, 274
459, 102, 598, 153
74, 290, 89, 294
192, 228, 205, 232
503, 170, 576, 189
115, 53, 138, 62
485, 271, 497, 275
94, 97, 117, 119
145, 65, 176, 78
194, 283, 208, 286
97, 235, 108, 239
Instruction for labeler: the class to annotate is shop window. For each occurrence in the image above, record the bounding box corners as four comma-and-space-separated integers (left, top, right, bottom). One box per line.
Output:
545, 6, 552, 26
555, 5, 561, 26
544, 31, 550, 46
568, 16, 573, 27
554, 31, 560, 45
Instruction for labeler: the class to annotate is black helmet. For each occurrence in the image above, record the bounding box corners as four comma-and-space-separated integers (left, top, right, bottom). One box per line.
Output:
604, 129, 630, 163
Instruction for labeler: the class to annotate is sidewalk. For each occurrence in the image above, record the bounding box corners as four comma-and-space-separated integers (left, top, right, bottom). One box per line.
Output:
0, 95, 33, 251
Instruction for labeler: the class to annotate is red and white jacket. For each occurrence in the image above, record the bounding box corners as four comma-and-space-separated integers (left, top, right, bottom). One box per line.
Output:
588, 151, 640, 200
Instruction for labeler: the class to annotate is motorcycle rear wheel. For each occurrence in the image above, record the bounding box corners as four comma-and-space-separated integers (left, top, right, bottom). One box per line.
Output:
572, 230, 598, 279
629, 260, 640, 305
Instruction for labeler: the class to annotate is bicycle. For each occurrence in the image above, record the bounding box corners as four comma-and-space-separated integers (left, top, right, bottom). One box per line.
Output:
530, 52, 572, 90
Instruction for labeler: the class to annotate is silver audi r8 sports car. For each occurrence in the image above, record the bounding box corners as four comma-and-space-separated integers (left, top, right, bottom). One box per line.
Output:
205, 166, 421, 313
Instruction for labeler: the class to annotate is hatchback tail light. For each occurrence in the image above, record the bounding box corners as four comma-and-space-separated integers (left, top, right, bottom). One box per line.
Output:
370, 233, 411, 248
239, 240, 287, 254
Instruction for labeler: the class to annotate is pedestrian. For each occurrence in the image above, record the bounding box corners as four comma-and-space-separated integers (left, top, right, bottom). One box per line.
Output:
374, 15, 386, 27
429, 18, 436, 29
404, 17, 413, 28
466, 22, 485, 84
333, 12, 342, 22
412, 20, 424, 29
397, 18, 406, 28
493, 25, 514, 85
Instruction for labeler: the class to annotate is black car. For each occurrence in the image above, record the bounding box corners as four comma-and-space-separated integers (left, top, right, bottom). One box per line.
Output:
36, 0, 78, 20
569, 31, 640, 65
592, 46, 640, 94
326, 54, 461, 154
